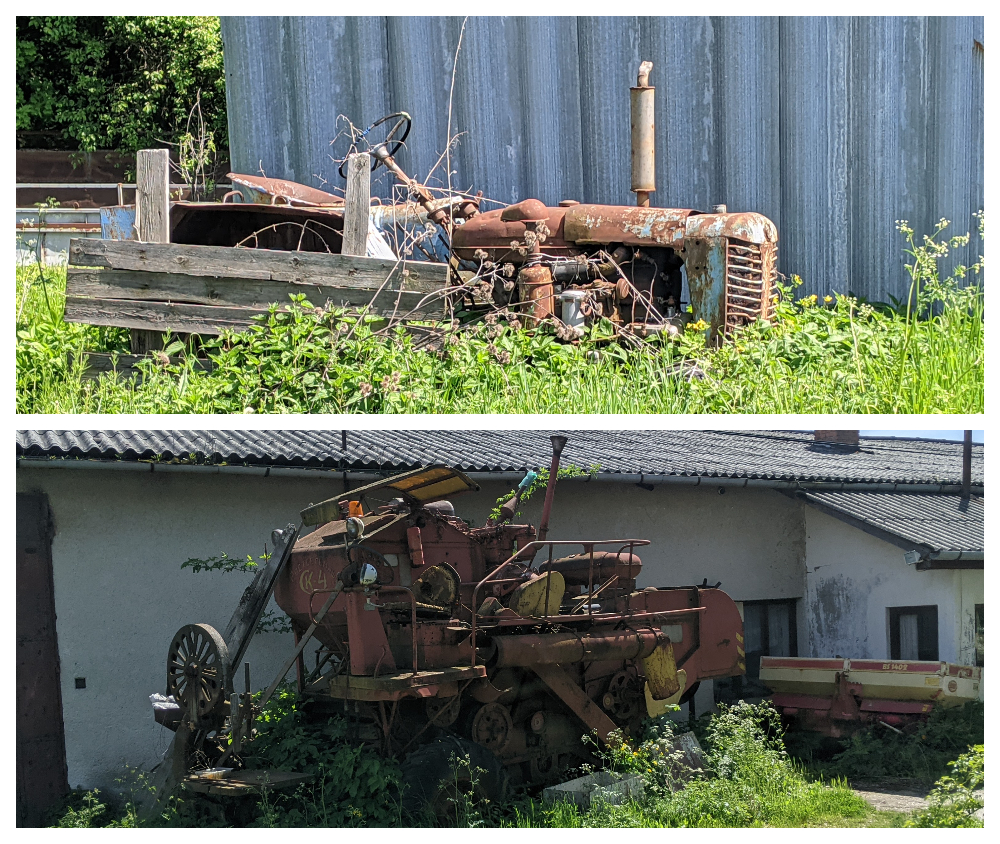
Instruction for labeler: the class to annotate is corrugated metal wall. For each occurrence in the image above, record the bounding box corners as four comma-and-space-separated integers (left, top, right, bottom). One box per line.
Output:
221, 16, 983, 301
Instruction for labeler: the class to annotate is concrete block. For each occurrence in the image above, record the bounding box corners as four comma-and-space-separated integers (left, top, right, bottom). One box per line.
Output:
672, 731, 706, 773
542, 770, 644, 809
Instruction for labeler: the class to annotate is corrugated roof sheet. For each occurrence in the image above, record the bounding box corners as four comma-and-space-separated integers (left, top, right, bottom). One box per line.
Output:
16, 430, 983, 487
800, 490, 983, 554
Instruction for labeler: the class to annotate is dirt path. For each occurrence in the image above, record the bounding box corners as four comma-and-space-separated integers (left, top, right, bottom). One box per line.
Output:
851, 780, 984, 823
850, 780, 929, 814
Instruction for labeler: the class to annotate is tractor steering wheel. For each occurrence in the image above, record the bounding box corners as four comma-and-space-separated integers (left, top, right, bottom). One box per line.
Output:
339, 112, 412, 179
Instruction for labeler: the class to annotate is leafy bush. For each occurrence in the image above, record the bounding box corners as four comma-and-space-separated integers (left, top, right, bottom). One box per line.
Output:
45, 781, 145, 828
906, 745, 983, 828
16, 16, 226, 158
516, 702, 877, 828
46, 697, 907, 828
800, 700, 984, 784
242, 685, 404, 827
48, 790, 119, 828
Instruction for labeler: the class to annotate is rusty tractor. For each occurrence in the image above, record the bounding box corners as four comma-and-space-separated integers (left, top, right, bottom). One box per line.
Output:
336, 61, 779, 343
150, 436, 746, 814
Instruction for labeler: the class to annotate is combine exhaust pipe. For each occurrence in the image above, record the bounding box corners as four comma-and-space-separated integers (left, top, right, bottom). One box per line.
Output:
538, 435, 568, 541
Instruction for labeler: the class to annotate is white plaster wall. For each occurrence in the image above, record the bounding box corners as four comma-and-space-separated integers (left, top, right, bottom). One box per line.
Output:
803, 507, 983, 663
957, 570, 985, 667
464, 480, 807, 603
17, 465, 346, 791
18, 465, 807, 790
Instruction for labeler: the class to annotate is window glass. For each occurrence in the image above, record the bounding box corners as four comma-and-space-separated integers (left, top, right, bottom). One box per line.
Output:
898, 613, 920, 660
888, 605, 938, 661
716, 598, 797, 704
743, 602, 764, 654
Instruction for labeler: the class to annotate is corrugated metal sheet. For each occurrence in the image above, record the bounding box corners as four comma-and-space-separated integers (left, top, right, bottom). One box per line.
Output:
220, 15, 983, 302
800, 490, 983, 553
16, 430, 984, 487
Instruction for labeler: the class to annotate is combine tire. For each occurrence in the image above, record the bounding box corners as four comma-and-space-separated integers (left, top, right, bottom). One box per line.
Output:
399, 735, 506, 820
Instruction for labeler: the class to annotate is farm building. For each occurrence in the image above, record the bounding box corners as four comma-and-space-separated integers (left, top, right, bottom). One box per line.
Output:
16, 429, 983, 821
220, 16, 984, 303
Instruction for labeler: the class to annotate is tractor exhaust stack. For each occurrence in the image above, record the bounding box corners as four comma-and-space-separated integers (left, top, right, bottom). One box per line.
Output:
631, 61, 655, 208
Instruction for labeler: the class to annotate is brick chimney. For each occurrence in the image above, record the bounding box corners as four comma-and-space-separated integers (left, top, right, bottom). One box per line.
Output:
814, 430, 859, 447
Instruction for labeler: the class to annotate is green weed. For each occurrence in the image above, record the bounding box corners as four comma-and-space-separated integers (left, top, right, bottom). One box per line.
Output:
47, 790, 117, 828
241, 684, 404, 827
46, 695, 959, 828
906, 744, 984, 828
793, 700, 984, 784
15, 215, 983, 414
514, 702, 880, 828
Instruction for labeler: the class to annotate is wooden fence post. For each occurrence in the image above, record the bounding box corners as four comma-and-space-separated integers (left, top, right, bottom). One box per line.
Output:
342, 152, 371, 257
132, 148, 171, 353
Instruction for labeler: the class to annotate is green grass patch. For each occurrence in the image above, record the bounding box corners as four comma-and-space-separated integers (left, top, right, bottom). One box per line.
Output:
17, 216, 983, 414
46, 698, 939, 829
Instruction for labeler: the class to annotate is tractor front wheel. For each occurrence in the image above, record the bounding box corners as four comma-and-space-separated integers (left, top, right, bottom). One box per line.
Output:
399, 735, 506, 822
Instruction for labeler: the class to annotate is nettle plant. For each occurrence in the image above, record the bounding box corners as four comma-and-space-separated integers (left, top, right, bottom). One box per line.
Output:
181, 551, 291, 635
488, 463, 601, 523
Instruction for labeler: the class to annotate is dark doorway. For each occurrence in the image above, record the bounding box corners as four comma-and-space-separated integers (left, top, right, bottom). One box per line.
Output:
717, 598, 798, 702
888, 605, 939, 661
17, 492, 68, 827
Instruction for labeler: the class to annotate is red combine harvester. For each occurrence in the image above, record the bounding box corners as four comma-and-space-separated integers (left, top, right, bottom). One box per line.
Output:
152, 436, 745, 812
760, 656, 983, 738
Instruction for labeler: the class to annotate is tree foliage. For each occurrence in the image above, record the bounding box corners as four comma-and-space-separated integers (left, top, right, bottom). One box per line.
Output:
16, 16, 227, 156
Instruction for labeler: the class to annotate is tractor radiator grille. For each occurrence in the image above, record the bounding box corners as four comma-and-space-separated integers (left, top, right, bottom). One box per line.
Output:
724, 240, 777, 334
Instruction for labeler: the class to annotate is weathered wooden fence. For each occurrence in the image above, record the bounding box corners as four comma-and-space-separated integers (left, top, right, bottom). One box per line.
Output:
65, 239, 448, 335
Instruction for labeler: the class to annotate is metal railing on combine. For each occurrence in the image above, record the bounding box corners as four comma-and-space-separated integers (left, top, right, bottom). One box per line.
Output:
469, 539, 652, 667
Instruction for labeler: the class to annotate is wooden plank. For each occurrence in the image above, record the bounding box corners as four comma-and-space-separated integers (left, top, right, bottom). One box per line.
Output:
136, 149, 170, 243
65, 296, 269, 335
71, 352, 215, 381
342, 152, 370, 256
64, 296, 450, 338
222, 525, 299, 670
184, 770, 314, 797
133, 149, 171, 354
68, 238, 447, 293
66, 267, 438, 315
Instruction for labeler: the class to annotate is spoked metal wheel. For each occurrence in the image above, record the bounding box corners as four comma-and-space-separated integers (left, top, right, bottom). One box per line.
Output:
166, 623, 231, 727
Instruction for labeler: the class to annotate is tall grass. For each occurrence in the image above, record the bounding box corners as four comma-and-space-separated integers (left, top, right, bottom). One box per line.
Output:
48, 698, 904, 829
16, 216, 983, 414
511, 702, 886, 829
